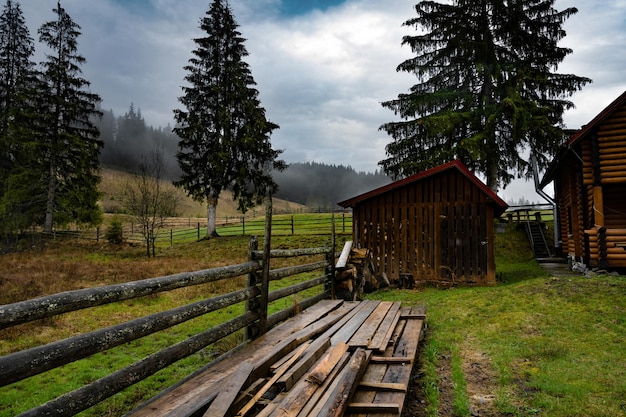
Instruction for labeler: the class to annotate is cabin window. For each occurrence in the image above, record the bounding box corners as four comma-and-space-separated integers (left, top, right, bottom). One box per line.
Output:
603, 184, 626, 228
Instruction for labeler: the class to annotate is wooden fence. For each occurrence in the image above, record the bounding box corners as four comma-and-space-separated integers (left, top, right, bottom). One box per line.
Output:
38, 213, 352, 246
0, 231, 336, 416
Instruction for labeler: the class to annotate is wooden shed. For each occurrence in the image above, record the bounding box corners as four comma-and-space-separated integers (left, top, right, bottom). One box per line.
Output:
338, 160, 508, 286
540, 90, 626, 269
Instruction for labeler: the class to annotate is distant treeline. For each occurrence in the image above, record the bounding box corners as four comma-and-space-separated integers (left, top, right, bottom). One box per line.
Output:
95, 104, 181, 179
272, 162, 391, 211
93, 105, 391, 211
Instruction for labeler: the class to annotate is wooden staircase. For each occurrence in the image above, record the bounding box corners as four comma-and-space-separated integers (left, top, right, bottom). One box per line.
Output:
526, 222, 552, 259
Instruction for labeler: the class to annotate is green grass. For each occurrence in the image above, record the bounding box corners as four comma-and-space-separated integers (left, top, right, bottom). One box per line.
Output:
370, 224, 626, 417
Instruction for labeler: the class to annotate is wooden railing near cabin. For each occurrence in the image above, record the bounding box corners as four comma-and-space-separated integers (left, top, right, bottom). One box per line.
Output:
0, 236, 335, 417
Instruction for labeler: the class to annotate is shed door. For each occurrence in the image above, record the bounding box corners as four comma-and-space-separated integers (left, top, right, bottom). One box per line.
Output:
440, 204, 487, 283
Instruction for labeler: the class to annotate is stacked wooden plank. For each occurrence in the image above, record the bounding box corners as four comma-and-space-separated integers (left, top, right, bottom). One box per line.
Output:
128, 300, 425, 417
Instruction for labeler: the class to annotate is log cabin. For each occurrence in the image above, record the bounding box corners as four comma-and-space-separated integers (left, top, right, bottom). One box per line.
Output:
338, 160, 508, 286
540, 90, 626, 269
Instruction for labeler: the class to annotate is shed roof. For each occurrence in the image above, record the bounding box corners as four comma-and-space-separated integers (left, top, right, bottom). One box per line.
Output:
540, 89, 626, 188
338, 160, 508, 211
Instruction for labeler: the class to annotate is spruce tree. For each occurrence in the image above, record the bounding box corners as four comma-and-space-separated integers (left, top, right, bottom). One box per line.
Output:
174, 0, 285, 238
0, 0, 42, 233
379, 0, 590, 191
38, 1, 103, 232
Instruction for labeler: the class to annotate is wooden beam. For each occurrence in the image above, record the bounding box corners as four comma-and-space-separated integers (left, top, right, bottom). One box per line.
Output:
235, 342, 310, 417
203, 361, 255, 417
316, 348, 372, 417
335, 241, 353, 269
347, 402, 401, 414
358, 381, 407, 392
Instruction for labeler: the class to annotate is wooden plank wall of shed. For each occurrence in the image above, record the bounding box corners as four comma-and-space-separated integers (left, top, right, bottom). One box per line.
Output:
352, 170, 496, 285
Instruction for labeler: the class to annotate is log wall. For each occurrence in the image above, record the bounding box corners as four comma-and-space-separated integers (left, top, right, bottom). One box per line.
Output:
352, 170, 496, 285
556, 101, 626, 268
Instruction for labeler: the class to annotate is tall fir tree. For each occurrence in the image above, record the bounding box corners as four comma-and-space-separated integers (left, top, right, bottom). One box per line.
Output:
379, 0, 590, 191
174, 0, 285, 238
0, 0, 42, 233
38, 1, 103, 232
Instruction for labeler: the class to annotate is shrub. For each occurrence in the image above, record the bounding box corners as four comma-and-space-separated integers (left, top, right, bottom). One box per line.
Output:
105, 216, 124, 244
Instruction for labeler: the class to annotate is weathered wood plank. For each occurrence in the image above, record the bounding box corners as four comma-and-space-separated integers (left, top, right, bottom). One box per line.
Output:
268, 344, 351, 417
347, 402, 401, 414
316, 348, 372, 417
370, 356, 412, 364
368, 303, 401, 352
296, 353, 351, 417
202, 361, 255, 417
348, 301, 393, 348
127, 300, 345, 417
236, 342, 311, 417
357, 381, 407, 392
335, 241, 353, 269
372, 318, 425, 417
350, 317, 408, 417
307, 342, 349, 385
330, 300, 380, 346
277, 337, 331, 391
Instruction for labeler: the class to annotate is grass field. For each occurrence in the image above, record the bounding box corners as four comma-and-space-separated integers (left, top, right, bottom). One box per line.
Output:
0, 224, 624, 417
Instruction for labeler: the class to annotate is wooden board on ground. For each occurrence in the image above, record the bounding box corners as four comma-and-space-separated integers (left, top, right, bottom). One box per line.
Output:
128, 300, 425, 417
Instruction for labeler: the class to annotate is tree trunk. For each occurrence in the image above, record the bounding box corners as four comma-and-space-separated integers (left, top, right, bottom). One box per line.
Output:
206, 195, 218, 238
44, 164, 57, 233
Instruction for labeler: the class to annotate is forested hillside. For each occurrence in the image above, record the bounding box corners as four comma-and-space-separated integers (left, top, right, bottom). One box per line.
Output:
272, 162, 391, 210
94, 107, 391, 211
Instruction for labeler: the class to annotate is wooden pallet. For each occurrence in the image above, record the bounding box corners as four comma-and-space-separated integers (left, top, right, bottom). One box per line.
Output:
127, 300, 425, 417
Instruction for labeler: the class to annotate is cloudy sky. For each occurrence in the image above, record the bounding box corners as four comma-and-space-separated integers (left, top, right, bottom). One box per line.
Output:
17, 0, 626, 202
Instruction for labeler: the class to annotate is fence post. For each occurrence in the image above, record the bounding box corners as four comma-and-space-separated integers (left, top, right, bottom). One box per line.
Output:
246, 236, 261, 341
242, 216, 245, 236
291, 215, 294, 235
96, 227, 100, 243
197, 223, 200, 240
326, 213, 336, 299
170, 229, 173, 246
259, 190, 273, 335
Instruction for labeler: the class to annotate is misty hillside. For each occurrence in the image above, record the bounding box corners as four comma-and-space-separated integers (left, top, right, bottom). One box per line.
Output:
95, 105, 392, 211
272, 162, 391, 210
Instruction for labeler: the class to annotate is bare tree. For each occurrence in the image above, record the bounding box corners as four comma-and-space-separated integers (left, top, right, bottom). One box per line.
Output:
123, 149, 179, 257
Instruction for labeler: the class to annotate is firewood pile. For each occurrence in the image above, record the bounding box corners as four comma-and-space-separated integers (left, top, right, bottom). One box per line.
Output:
129, 300, 426, 417
334, 241, 389, 301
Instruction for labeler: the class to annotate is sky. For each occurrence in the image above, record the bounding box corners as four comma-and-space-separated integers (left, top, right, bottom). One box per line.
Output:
17, 0, 626, 203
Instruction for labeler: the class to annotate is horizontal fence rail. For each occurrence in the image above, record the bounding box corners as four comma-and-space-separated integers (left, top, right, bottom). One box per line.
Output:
0, 233, 336, 417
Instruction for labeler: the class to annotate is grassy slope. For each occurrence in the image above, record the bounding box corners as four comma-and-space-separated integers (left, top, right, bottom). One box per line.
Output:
100, 168, 308, 218
0, 226, 624, 417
